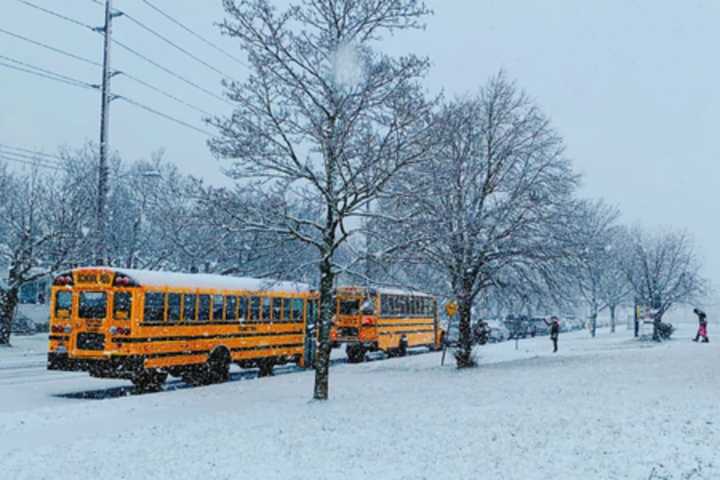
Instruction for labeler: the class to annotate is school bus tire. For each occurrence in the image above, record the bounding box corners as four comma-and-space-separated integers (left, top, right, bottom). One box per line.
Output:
398, 336, 408, 357
132, 369, 167, 392
346, 345, 366, 363
257, 358, 275, 377
208, 347, 231, 384
181, 365, 210, 387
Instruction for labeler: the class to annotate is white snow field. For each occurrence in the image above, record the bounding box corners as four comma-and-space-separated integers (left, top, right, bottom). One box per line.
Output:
1, 325, 718, 480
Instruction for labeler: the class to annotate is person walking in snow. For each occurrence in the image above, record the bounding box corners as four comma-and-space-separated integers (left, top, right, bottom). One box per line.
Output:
544, 316, 560, 353
693, 308, 709, 343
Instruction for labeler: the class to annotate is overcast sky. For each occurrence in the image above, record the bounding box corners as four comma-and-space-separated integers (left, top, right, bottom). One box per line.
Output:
2, 0, 718, 289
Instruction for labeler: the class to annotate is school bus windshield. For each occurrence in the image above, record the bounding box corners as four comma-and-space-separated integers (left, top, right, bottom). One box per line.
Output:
339, 299, 360, 315
78, 291, 107, 319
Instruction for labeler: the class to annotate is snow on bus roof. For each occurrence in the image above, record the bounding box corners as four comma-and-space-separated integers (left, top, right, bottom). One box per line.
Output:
377, 287, 433, 298
337, 286, 433, 297
82, 267, 311, 292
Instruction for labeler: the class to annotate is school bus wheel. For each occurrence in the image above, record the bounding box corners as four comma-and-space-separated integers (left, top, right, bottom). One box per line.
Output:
181, 365, 210, 387
132, 369, 167, 392
398, 336, 408, 357
208, 347, 231, 384
257, 358, 275, 377
346, 344, 366, 363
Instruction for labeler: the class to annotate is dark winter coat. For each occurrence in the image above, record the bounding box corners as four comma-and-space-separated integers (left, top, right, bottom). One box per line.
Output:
549, 322, 560, 339
544, 318, 560, 340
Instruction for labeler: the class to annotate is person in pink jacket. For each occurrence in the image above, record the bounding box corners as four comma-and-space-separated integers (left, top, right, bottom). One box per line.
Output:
693, 308, 709, 343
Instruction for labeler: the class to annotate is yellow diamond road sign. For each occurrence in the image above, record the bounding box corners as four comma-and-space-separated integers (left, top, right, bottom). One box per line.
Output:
445, 301, 458, 317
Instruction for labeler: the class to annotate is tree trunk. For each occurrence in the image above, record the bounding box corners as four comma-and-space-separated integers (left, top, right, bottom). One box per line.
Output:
610, 305, 616, 333
0, 287, 19, 346
313, 253, 335, 400
590, 311, 597, 338
455, 287, 475, 368
652, 313, 661, 342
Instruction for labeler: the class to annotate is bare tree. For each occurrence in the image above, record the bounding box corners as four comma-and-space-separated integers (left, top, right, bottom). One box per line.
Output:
375, 73, 578, 367
566, 199, 626, 337
0, 161, 89, 345
208, 0, 436, 399
622, 226, 707, 340
601, 228, 633, 333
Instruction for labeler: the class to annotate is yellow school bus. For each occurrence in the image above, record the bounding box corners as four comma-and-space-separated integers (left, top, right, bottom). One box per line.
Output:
48, 267, 317, 390
330, 286, 442, 363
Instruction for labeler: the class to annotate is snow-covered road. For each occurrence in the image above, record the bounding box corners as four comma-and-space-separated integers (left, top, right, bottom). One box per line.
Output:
1, 326, 718, 480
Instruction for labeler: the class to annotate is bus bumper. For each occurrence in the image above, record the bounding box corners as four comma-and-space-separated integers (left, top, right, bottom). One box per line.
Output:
47, 352, 145, 378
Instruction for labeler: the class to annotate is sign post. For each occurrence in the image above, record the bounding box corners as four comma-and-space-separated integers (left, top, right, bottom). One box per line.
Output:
440, 301, 458, 366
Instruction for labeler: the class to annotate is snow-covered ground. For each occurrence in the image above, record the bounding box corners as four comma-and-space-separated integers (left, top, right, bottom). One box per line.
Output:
1, 325, 718, 480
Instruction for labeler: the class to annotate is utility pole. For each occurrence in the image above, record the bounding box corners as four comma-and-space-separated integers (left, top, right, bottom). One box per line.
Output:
95, 0, 117, 265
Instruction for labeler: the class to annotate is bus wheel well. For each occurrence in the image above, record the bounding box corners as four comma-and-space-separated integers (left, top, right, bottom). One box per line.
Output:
209, 346, 231, 362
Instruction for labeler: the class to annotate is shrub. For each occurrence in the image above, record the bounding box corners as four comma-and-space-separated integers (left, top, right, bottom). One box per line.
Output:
657, 322, 675, 340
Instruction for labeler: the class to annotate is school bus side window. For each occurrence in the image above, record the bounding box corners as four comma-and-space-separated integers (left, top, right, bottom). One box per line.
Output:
55, 291, 72, 317
113, 292, 132, 320
226, 296, 238, 322
143, 293, 165, 323
250, 297, 260, 321
212, 295, 224, 321
283, 298, 292, 321
272, 297, 282, 321
293, 298, 305, 322
262, 297, 271, 321
198, 295, 211, 321
183, 294, 197, 322
239, 297, 249, 321
167, 293, 181, 323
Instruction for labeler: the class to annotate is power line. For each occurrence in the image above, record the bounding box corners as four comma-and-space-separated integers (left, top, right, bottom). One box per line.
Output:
88, 0, 243, 78
140, 0, 248, 68
0, 147, 62, 167
0, 54, 99, 89
118, 96, 214, 136
13, 0, 95, 31
120, 11, 238, 81
112, 38, 232, 105
0, 151, 65, 172
15, 0, 232, 107
0, 144, 65, 162
0, 27, 101, 67
1, 25, 212, 121
117, 71, 213, 117
0, 154, 63, 171
0, 59, 98, 91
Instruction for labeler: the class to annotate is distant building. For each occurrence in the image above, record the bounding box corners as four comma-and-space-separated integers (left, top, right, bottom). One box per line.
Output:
1, 269, 53, 331
0, 268, 52, 305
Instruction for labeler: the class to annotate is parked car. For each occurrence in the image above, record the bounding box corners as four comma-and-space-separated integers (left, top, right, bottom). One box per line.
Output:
486, 320, 509, 343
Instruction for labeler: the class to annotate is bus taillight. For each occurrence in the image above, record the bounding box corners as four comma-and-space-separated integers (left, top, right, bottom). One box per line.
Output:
361, 316, 375, 326
109, 326, 131, 335
114, 275, 135, 287
54, 275, 73, 286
